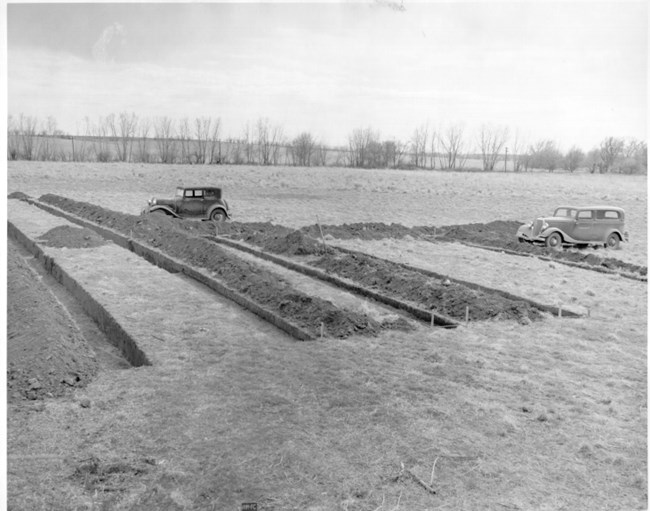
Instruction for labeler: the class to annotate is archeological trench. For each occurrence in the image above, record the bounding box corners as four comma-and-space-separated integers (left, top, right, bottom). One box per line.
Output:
300, 220, 647, 279
18, 194, 567, 338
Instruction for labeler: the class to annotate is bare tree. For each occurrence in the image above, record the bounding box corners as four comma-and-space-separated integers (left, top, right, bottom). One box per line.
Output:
208, 117, 222, 164
154, 116, 176, 164
428, 131, 437, 169
255, 118, 283, 165
599, 136, 624, 173
270, 124, 285, 165
17, 114, 40, 160
410, 123, 428, 168
7, 115, 20, 160
132, 117, 150, 162
109, 111, 138, 162
478, 124, 509, 171
618, 139, 647, 174
347, 127, 380, 167
291, 132, 316, 166
528, 140, 563, 172
37, 116, 59, 161
194, 117, 212, 164
510, 130, 527, 172
584, 148, 601, 174
178, 118, 191, 164
439, 124, 466, 169
563, 146, 584, 173
89, 115, 112, 162
314, 143, 328, 166
242, 122, 255, 164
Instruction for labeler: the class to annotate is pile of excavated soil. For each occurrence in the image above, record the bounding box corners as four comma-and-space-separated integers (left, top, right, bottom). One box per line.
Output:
311, 251, 542, 323
7, 238, 98, 402
38, 225, 109, 249
38, 194, 546, 324
302, 220, 646, 277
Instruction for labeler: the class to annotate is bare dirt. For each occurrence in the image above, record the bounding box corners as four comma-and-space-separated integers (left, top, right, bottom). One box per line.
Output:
7, 238, 99, 402
36, 193, 545, 323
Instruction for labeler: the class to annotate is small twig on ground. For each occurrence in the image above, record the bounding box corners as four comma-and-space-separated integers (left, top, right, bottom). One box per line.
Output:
430, 456, 440, 486
406, 468, 437, 495
316, 215, 327, 250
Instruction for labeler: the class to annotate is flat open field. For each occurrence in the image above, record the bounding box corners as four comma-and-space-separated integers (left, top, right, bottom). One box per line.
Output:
6, 161, 648, 510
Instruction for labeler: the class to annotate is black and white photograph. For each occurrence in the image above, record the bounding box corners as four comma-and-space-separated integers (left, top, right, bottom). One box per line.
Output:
4, 1, 647, 509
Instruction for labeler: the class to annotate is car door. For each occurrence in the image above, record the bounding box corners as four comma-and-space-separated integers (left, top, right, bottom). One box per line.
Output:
179, 189, 204, 217
595, 209, 621, 242
574, 209, 595, 241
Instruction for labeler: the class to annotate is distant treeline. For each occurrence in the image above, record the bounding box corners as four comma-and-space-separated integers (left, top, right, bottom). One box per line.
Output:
7, 113, 647, 174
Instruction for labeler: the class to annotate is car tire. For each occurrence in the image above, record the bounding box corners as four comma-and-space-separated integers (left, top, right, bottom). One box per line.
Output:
605, 233, 620, 249
545, 232, 563, 250
210, 209, 226, 222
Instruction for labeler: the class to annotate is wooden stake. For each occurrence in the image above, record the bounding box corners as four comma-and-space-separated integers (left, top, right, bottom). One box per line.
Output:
558, 305, 562, 318
430, 313, 434, 328
465, 306, 469, 324
316, 216, 326, 250
320, 322, 324, 339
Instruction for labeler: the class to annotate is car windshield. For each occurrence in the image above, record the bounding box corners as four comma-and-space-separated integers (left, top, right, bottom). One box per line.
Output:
553, 208, 575, 218
175, 188, 184, 198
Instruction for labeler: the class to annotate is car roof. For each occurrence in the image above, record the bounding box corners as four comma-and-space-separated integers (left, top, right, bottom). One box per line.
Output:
177, 186, 222, 191
555, 205, 625, 213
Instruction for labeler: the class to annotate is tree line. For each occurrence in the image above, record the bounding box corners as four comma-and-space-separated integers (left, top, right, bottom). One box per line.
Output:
7, 112, 647, 174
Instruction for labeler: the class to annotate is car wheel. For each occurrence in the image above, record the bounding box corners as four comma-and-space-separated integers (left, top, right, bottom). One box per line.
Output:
517, 237, 524, 243
545, 232, 563, 250
210, 209, 226, 222
605, 233, 620, 249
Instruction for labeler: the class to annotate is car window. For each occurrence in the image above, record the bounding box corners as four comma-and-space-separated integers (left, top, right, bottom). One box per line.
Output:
204, 189, 215, 198
597, 210, 620, 220
194, 189, 204, 198
576, 210, 593, 220
184, 190, 193, 198
554, 208, 575, 217
176, 188, 184, 198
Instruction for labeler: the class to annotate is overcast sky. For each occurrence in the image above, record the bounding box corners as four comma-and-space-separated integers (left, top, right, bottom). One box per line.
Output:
5, 1, 648, 151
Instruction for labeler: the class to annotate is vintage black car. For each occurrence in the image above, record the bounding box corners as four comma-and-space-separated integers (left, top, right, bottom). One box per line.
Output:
516, 205, 628, 249
141, 186, 230, 221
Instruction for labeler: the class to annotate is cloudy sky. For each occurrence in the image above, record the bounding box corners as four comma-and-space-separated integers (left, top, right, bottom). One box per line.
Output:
5, 1, 648, 150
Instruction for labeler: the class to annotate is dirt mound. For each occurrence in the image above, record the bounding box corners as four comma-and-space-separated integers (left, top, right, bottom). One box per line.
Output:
262, 229, 325, 255
312, 252, 543, 323
7, 239, 98, 402
302, 222, 415, 241
8, 191, 30, 200
38, 225, 109, 249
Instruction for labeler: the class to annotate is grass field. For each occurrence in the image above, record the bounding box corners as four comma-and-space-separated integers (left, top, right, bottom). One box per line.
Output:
6, 161, 648, 510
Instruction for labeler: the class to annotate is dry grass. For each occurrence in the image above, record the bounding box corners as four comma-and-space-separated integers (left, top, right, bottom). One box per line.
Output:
6, 161, 647, 510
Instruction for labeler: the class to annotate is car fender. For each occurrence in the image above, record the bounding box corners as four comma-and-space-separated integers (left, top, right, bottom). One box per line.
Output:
540, 227, 580, 244
206, 204, 229, 219
606, 229, 626, 243
149, 205, 179, 217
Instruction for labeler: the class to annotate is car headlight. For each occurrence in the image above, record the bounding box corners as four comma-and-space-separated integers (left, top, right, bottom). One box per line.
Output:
542, 221, 549, 231
148, 198, 157, 206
